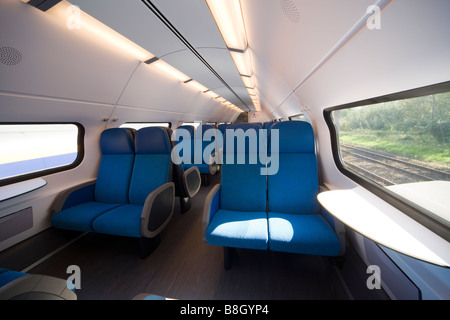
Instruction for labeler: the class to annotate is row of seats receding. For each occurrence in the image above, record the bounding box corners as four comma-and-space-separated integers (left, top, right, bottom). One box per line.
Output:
174, 124, 219, 187
202, 121, 345, 269
51, 127, 201, 258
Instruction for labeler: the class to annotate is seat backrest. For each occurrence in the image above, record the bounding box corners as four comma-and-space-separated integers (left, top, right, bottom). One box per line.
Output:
267, 121, 320, 214
216, 123, 228, 153
128, 127, 172, 206
95, 128, 135, 204
174, 125, 195, 166
217, 123, 228, 137
197, 124, 217, 165
263, 121, 274, 129
220, 123, 267, 212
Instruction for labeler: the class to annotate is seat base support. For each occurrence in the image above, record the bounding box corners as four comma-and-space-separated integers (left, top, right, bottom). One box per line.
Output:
224, 247, 235, 270
139, 235, 161, 259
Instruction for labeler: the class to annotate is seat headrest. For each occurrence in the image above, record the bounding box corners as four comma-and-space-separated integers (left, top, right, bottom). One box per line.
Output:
270, 121, 315, 153
175, 125, 194, 140
199, 124, 213, 132
263, 121, 276, 129
226, 123, 262, 131
100, 128, 134, 154
135, 127, 171, 154
218, 123, 228, 133
223, 123, 263, 154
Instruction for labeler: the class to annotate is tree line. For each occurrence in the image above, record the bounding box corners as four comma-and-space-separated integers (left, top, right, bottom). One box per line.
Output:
337, 92, 450, 143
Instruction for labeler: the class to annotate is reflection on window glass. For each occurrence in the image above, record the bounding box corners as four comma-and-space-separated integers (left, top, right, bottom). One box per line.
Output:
332, 91, 450, 225
180, 122, 201, 129
120, 122, 170, 130
0, 124, 80, 182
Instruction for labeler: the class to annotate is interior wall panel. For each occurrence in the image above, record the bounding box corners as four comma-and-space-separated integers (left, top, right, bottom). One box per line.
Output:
295, 0, 450, 110
117, 62, 232, 122
0, 0, 139, 106
298, 0, 450, 193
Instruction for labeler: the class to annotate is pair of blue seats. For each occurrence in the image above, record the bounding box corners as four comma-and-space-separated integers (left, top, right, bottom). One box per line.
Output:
51, 127, 175, 258
175, 124, 219, 185
202, 121, 343, 269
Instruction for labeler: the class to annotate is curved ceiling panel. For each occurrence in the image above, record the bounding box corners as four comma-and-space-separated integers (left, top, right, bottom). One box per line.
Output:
0, 0, 139, 105
70, 0, 185, 57
240, 0, 376, 117
294, 0, 450, 111
70, 0, 251, 111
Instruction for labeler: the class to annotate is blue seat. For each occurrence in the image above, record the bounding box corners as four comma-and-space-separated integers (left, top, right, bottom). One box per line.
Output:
203, 123, 268, 269
267, 121, 341, 256
173, 125, 195, 170
51, 127, 175, 258
0, 268, 27, 288
203, 121, 342, 269
91, 127, 175, 257
175, 124, 218, 185
217, 123, 228, 138
51, 128, 135, 232
263, 121, 276, 130
163, 127, 201, 213
198, 124, 219, 175
216, 123, 228, 164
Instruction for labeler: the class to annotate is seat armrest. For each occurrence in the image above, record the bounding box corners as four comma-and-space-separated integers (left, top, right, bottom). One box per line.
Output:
202, 184, 220, 242
182, 166, 201, 198
0, 274, 77, 300
140, 182, 175, 238
50, 179, 96, 215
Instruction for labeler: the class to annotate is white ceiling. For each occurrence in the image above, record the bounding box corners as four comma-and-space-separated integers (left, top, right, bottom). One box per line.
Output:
23, 0, 450, 121
69, 0, 252, 112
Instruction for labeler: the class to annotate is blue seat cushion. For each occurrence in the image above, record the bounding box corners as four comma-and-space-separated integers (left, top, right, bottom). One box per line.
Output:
0, 269, 28, 288
51, 202, 121, 232
206, 209, 268, 250
91, 204, 142, 238
268, 212, 340, 256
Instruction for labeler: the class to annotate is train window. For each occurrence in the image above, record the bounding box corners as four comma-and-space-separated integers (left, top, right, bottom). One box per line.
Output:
325, 83, 450, 241
120, 122, 171, 130
0, 123, 83, 186
180, 122, 201, 129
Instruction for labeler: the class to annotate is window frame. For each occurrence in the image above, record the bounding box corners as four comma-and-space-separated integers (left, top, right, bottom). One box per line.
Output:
0, 122, 85, 187
323, 81, 450, 242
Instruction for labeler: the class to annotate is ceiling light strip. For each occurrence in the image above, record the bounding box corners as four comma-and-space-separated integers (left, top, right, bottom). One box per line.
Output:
141, 0, 250, 111
206, 0, 259, 111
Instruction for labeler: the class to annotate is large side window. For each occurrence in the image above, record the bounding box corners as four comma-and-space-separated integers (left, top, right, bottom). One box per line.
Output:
325, 83, 450, 241
0, 123, 83, 186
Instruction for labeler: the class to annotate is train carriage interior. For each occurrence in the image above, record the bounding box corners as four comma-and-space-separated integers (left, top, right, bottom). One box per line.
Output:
0, 0, 449, 306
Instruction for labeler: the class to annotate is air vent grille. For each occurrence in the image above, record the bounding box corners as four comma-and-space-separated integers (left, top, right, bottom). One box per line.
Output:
0, 46, 22, 66
280, 0, 300, 23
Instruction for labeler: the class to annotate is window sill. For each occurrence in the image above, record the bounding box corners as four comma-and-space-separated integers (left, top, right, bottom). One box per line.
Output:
0, 178, 47, 202
318, 185, 450, 267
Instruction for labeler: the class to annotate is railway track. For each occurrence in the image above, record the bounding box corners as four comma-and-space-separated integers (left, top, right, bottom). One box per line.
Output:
340, 144, 450, 186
